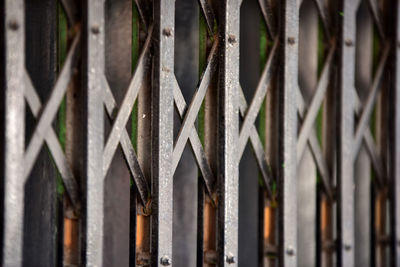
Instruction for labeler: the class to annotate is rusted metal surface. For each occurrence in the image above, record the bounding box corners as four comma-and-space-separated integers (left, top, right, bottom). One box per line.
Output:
1, 0, 399, 266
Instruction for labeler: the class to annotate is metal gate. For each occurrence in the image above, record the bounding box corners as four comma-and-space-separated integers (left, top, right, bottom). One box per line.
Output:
1, 0, 400, 266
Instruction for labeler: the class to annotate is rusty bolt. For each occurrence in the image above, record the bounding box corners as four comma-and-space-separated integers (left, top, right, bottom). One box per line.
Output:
91, 25, 100, 34
160, 256, 171, 266
286, 246, 295, 256
226, 254, 235, 264
344, 39, 353, 47
163, 28, 173, 37
228, 34, 237, 44
287, 37, 296, 45
8, 19, 19, 31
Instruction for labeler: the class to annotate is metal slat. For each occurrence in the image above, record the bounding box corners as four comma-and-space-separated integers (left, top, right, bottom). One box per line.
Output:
83, 1, 105, 265
152, 0, 174, 265
391, 1, 400, 264
297, 1, 318, 265
2, 1, 25, 266
278, 0, 298, 266
218, 0, 240, 266
354, 4, 373, 265
337, 0, 359, 266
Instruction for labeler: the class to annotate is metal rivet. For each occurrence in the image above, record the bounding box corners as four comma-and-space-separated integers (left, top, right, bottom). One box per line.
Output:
344, 39, 353, 46
287, 37, 295, 45
344, 243, 352, 251
8, 19, 19, 31
163, 28, 173, 37
228, 34, 237, 44
91, 25, 100, 34
226, 253, 235, 264
286, 246, 295, 256
160, 256, 171, 266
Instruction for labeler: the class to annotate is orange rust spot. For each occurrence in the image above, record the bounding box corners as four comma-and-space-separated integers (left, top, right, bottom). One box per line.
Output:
64, 218, 73, 248
264, 206, 271, 240
136, 214, 145, 248
204, 196, 216, 251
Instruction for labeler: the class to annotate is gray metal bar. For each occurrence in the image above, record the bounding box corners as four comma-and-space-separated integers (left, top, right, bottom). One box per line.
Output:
278, 0, 298, 266
84, 1, 105, 265
152, 0, 174, 265
218, 0, 239, 266
2, 1, 25, 266
391, 1, 400, 264
354, 3, 372, 265
297, 1, 318, 265
337, 0, 359, 265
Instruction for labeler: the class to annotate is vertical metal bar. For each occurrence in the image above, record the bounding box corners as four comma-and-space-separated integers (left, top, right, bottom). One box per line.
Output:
24, 1, 58, 264
84, 1, 105, 265
297, 1, 318, 266
152, 0, 174, 265
391, 1, 400, 264
354, 2, 372, 266
2, 0, 25, 266
218, 0, 239, 266
278, 0, 298, 266
337, 0, 358, 266
104, 1, 132, 265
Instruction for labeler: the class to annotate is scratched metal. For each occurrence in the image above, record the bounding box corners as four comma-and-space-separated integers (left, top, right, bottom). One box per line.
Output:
391, 1, 400, 265
218, 0, 240, 266
2, 1, 25, 266
338, 0, 358, 265
152, 0, 175, 266
278, 0, 298, 266
83, 0, 105, 265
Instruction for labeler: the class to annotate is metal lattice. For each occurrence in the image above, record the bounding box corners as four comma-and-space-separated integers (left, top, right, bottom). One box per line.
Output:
2, 0, 400, 266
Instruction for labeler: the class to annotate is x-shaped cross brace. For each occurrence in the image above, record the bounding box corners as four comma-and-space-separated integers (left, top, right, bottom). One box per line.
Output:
101, 25, 153, 205
23, 32, 81, 208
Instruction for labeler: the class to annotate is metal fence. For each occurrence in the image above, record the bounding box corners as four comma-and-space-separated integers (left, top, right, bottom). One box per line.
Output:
1, 0, 400, 266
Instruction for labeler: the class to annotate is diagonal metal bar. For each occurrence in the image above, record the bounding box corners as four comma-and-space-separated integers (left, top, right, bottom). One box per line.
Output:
296, 87, 333, 199
61, 0, 78, 26
297, 43, 335, 160
353, 91, 384, 185
314, 0, 331, 42
24, 72, 79, 208
353, 42, 390, 158
102, 76, 149, 205
258, 0, 277, 38
24, 32, 81, 180
103, 26, 152, 170
173, 39, 218, 170
173, 77, 215, 197
198, 0, 215, 34
368, 0, 385, 39
238, 88, 273, 197
135, 0, 151, 30
238, 38, 278, 157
